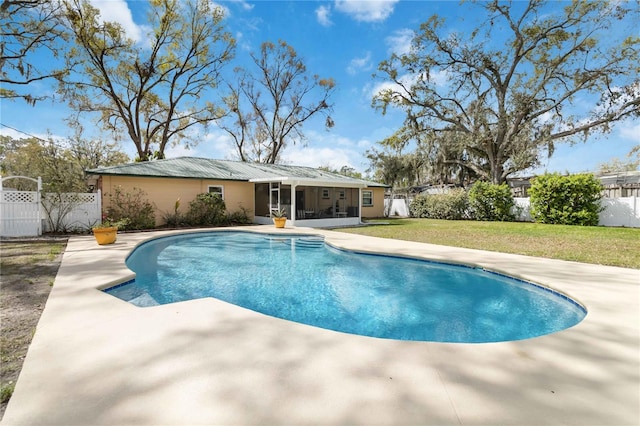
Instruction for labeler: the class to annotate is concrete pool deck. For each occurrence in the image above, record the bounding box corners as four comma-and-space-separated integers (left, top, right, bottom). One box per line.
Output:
2, 226, 639, 425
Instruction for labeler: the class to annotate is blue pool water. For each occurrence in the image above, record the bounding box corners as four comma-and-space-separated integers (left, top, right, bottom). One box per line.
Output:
105, 231, 586, 343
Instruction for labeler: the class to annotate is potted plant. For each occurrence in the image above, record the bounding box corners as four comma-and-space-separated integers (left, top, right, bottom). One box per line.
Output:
271, 208, 287, 228
92, 217, 129, 245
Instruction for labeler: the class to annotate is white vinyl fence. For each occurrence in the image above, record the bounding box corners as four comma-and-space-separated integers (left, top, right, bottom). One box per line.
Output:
41, 192, 102, 233
1, 177, 101, 237
598, 197, 640, 227
1, 176, 42, 237
1, 188, 42, 237
385, 198, 411, 217
387, 196, 640, 228
513, 197, 532, 222
513, 197, 640, 227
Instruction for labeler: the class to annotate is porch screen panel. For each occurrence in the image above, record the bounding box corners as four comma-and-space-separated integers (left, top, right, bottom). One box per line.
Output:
255, 184, 270, 216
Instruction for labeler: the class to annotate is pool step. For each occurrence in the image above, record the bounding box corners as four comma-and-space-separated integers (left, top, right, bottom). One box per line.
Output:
129, 292, 160, 307
294, 237, 325, 248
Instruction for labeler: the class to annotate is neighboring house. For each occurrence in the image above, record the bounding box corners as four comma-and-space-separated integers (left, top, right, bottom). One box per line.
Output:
507, 171, 640, 198
598, 170, 640, 197
86, 157, 387, 228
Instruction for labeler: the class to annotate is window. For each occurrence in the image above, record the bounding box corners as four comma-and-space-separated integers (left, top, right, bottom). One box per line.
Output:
362, 190, 373, 207
208, 185, 224, 199
322, 188, 330, 199
338, 189, 345, 199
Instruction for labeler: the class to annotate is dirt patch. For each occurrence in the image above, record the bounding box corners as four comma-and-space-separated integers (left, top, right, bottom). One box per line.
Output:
0, 239, 67, 420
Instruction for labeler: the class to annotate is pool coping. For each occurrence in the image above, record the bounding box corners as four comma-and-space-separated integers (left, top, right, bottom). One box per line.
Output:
2, 226, 639, 425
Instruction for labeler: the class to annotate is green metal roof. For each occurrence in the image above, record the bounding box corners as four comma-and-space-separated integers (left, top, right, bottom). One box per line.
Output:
86, 157, 387, 187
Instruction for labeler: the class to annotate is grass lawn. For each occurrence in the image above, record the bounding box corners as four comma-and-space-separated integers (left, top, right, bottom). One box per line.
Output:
337, 218, 640, 269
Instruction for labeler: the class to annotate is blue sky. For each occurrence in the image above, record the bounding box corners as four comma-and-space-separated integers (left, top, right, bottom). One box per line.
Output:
1, 0, 638, 176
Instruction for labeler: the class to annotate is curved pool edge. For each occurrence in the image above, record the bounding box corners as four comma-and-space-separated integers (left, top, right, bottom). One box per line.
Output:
109, 229, 587, 343
108, 226, 588, 317
318, 238, 588, 317
4, 225, 638, 425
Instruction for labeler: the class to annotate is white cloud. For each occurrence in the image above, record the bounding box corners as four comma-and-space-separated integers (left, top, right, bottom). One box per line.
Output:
618, 121, 640, 143
281, 146, 363, 172
229, 0, 254, 11
163, 126, 238, 160
280, 130, 373, 173
366, 69, 449, 103
316, 5, 333, 27
536, 111, 555, 125
235, 31, 254, 52
166, 127, 374, 173
0, 125, 61, 142
428, 69, 449, 87
164, 141, 205, 159
334, 0, 398, 23
89, 0, 143, 42
347, 52, 372, 75
367, 73, 415, 99
385, 28, 413, 55
367, 80, 397, 100
211, 2, 232, 18
0, 127, 34, 140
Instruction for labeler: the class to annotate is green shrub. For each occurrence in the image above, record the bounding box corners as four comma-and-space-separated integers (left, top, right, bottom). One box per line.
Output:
409, 188, 469, 220
106, 186, 156, 230
227, 207, 252, 225
468, 181, 515, 221
529, 173, 603, 226
162, 198, 187, 228
185, 193, 227, 226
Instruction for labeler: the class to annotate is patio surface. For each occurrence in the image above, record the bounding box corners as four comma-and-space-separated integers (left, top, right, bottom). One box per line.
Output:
2, 226, 639, 425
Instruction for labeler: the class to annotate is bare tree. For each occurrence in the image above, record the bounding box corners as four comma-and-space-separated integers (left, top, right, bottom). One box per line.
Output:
60, 0, 235, 161
221, 40, 335, 164
1, 0, 69, 104
374, 0, 640, 183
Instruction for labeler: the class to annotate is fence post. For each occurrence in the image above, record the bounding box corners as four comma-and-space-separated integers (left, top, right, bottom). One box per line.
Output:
97, 189, 102, 225
36, 177, 42, 235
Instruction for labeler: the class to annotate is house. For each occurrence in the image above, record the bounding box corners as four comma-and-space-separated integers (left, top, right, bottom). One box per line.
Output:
507, 171, 640, 198
86, 157, 387, 228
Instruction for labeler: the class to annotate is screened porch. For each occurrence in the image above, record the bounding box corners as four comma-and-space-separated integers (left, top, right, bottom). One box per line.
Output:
253, 180, 365, 227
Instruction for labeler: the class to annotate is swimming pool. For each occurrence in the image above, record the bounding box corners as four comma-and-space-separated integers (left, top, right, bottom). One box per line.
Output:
105, 231, 586, 343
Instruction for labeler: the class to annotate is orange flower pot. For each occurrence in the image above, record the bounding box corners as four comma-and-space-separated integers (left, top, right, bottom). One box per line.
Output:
92, 227, 118, 245
273, 217, 286, 228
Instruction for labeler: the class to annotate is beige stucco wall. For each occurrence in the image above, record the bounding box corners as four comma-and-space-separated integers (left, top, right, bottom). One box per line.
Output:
97, 175, 385, 224
99, 176, 254, 225
361, 187, 385, 218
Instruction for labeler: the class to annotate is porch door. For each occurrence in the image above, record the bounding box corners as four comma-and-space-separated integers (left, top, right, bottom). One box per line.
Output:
296, 190, 304, 210
270, 182, 280, 213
